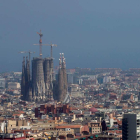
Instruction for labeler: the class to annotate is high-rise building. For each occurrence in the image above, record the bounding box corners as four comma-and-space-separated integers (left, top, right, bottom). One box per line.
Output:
103, 76, 112, 83
67, 73, 73, 84
97, 76, 104, 84
122, 113, 140, 140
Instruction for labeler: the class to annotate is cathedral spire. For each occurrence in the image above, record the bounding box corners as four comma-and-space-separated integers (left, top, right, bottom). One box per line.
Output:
21, 57, 26, 100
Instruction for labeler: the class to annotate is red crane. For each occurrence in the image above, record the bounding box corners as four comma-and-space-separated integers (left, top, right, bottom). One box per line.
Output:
33, 30, 57, 58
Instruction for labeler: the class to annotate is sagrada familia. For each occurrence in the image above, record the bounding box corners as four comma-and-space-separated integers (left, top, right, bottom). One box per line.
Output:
21, 31, 69, 103
21, 53, 68, 103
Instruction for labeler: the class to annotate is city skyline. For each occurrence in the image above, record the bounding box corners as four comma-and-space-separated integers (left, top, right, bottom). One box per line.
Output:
0, 1, 140, 139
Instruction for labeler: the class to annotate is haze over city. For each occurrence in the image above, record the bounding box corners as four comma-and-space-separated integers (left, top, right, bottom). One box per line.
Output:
1, 0, 140, 72
2, 1, 140, 140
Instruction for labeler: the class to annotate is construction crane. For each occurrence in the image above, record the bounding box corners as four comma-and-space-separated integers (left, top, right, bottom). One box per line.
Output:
19, 51, 35, 62
43, 43, 57, 58
33, 30, 57, 58
47, 43, 57, 58
33, 30, 49, 58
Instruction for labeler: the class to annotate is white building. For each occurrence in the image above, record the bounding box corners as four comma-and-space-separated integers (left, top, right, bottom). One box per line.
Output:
0, 78, 5, 88
103, 76, 112, 83
122, 113, 140, 140
8, 82, 20, 89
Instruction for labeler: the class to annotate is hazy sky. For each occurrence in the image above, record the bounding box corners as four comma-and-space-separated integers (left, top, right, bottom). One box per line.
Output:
0, 0, 140, 72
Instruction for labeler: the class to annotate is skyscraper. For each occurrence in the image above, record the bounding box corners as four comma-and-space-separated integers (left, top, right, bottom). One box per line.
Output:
122, 113, 140, 140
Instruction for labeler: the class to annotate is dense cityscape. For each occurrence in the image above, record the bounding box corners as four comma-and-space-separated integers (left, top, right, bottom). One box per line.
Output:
1, 1, 140, 140
1, 63, 140, 140
1, 30, 140, 139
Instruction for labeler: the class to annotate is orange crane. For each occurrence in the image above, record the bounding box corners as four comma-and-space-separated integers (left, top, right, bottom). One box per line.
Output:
33, 30, 57, 58
33, 30, 49, 58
